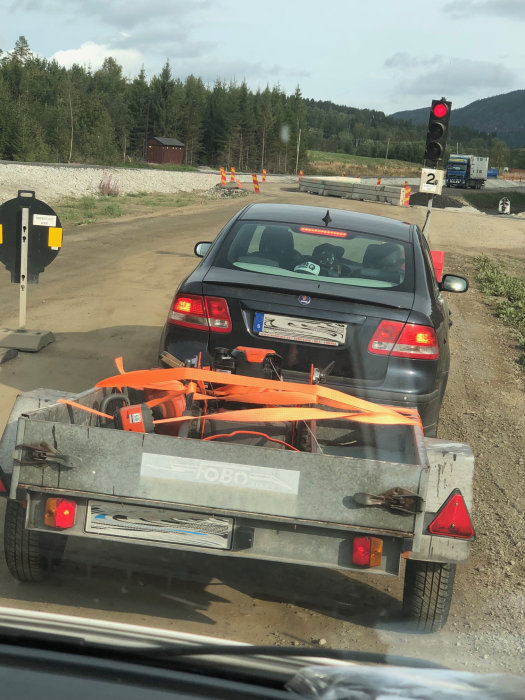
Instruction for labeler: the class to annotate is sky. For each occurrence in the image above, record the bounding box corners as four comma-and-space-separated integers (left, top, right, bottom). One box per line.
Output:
1, 0, 524, 115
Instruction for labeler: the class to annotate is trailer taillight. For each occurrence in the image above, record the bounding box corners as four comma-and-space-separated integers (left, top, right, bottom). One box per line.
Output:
369, 321, 439, 360
429, 490, 474, 539
45, 498, 77, 529
168, 294, 231, 333
352, 536, 383, 567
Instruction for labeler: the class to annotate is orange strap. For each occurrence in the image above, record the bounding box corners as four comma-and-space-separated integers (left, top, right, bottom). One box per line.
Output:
58, 398, 113, 420
97, 365, 422, 428
154, 406, 417, 426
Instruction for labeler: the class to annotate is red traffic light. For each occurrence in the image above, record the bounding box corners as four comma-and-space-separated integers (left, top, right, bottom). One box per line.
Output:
432, 102, 448, 119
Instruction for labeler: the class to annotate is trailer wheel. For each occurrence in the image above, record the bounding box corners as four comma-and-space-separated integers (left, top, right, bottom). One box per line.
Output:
4, 500, 67, 582
402, 560, 456, 632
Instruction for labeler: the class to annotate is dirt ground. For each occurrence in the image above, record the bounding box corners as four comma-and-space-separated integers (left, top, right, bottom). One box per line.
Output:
0, 183, 523, 673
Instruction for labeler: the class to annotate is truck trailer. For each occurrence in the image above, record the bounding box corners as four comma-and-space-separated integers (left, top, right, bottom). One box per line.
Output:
446, 154, 489, 189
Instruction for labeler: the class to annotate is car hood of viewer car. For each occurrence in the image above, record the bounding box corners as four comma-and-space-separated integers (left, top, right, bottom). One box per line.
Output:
0, 607, 521, 699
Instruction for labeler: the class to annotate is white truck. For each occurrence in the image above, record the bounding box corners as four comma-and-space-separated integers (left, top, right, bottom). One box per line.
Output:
0, 355, 475, 633
446, 154, 489, 189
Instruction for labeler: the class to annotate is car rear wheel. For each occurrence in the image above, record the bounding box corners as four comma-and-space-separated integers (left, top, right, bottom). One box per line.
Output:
4, 500, 68, 582
402, 560, 456, 632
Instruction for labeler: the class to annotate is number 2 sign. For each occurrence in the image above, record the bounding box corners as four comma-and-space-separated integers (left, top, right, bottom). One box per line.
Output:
420, 168, 444, 194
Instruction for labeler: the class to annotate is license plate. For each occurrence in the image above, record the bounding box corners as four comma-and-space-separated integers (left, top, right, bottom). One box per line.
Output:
86, 501, 232, 549
253, 312, 346, 346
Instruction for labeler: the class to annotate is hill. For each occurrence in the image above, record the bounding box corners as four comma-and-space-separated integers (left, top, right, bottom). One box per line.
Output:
392, 90, 525, 147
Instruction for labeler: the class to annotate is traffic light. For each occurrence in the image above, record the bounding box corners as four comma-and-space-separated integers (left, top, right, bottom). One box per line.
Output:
424, 98, 451, 164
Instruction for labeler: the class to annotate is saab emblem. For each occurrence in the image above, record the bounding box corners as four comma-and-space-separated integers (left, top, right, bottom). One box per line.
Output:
298, 295, 311, 305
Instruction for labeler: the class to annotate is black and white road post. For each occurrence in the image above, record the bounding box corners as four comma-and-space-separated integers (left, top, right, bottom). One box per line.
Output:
0, 190, 63, 362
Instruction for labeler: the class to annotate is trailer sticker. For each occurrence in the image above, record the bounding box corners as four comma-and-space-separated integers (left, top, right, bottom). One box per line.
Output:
141, 453, 300, 494
86, 501, 232, 549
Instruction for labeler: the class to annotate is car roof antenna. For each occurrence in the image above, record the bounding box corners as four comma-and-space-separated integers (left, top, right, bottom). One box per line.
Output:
322, 210, 332, 226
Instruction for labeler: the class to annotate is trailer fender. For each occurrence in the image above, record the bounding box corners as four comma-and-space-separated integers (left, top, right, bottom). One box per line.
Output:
409, 439, 474, 563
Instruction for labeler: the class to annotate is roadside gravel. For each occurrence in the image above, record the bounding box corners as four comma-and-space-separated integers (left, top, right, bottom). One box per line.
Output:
0, 162, 224, 204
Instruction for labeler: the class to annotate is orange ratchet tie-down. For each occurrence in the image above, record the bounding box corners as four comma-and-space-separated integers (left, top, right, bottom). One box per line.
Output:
57, 357, 422, 440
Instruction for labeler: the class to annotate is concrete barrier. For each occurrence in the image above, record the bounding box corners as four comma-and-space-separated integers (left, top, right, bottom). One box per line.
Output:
299, 176, 408, 206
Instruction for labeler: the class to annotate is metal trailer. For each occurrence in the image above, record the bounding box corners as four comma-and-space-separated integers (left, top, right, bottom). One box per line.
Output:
0, 387, 475, 632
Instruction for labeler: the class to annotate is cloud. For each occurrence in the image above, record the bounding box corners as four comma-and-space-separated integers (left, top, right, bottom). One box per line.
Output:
388, 56, 517, 98
11, 0, 213, 28
51, 41, 144, 76
442, 0, 525, 20
384, 52, 441, 69
110, 26, 216, 59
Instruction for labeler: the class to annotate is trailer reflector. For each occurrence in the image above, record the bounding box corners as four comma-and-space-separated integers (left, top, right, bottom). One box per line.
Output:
352, 536, 383, 567
45, 498, 77, 529
429, 490, 474, 539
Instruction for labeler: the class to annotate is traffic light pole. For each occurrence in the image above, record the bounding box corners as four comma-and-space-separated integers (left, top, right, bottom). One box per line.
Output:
422, 193, 434, 239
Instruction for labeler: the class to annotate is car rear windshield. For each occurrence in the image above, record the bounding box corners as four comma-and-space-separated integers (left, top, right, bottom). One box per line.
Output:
214, 220, 414, 290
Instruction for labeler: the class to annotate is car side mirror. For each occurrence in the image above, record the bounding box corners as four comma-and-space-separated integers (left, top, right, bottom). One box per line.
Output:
194, 242, 212, 257
440, 274, 469, 293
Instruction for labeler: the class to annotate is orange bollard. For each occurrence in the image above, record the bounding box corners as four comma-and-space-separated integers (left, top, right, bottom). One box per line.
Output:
220, 168, 226, 186
298, 170, 303, 182
403, 186, 411, 207
230, 167, 236, 182
377, 177, 382, 185
236, 179, 243, 189
262, 169, 267, 182
252, 173, 260, 193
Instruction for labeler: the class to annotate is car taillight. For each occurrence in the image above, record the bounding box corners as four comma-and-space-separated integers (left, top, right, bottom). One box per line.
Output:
168, 294, 231, 333
429, 490, 474, 539
352, 536, 383, 567
204, 296, 231, 333
45, 498, 77, 529
368, 321, 439, 360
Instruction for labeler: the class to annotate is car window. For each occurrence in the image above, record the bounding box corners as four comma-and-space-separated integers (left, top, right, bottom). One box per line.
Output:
215, 221, 413, 290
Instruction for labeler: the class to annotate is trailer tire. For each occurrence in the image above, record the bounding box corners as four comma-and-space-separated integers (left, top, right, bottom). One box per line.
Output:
4, 500, 67, 582
402, 560, 455, 632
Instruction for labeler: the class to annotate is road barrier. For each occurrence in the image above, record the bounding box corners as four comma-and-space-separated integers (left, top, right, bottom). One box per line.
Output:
252, 173, 260, 193
262, 169, 267, 182
220, 167, 226, 186
403, 186, 411, 207
230, 167, 236, 182
299, 176, 410, 207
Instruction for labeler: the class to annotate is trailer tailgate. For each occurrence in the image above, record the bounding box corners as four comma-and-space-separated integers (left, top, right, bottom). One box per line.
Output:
14, 413, 428, 537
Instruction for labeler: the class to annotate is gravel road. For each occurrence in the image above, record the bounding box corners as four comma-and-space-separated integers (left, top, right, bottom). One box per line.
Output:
0, 177, 523, 674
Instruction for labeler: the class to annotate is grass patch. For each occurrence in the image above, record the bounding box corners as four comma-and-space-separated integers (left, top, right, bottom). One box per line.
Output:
475, 254, 525, 366
463, 190, 525, 214
57, 192, 203, 225
119, 160, 198, 172
306, 150, 422, 177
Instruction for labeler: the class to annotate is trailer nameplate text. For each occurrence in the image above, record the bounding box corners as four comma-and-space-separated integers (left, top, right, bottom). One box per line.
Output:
141, 453, 300, 494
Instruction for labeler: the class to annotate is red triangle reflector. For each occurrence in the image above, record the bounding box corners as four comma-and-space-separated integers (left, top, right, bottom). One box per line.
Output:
429, 491, 474, 539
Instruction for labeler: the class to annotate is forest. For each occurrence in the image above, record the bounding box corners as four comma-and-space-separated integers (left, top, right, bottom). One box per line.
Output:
1, 36, 522, 172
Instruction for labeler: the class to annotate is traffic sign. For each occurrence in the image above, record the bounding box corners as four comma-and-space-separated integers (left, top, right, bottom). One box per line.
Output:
0, 190, 62, 355
420, 168, 444, 195
0, 190, 62, 283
